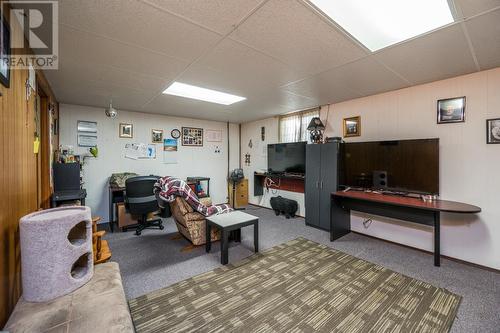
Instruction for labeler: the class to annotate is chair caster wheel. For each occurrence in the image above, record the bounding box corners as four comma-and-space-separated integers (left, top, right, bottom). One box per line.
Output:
135, 231, 141, 236
159, 225, 164, 230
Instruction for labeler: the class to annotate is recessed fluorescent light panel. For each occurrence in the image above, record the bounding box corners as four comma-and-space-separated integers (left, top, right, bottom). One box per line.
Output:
309, 0, 454, 51
162, 82, 246, 105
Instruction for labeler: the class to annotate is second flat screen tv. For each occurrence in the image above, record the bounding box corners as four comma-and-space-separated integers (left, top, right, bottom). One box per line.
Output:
268, 142, 306, 174
341, 138, 439, 194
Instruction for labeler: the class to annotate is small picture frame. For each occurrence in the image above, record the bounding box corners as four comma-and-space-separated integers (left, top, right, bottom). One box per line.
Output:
437, 97, 465, 124
486, 118, 500, 144
151, 129, 163, 143
343, 116, 361, 137
119, 123, 133, 138
182, 127, 203, 146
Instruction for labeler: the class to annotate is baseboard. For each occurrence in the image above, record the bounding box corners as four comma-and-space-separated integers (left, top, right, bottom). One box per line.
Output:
351, 231, 500, 274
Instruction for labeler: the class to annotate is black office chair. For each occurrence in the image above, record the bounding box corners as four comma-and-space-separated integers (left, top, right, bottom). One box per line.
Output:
124, 176, 164, 235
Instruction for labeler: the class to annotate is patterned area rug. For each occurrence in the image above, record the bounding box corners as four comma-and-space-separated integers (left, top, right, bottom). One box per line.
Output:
129, 238, 461, 333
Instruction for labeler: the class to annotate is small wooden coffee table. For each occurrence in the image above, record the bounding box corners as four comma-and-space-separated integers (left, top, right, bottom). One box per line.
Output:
206, 211, 259, 265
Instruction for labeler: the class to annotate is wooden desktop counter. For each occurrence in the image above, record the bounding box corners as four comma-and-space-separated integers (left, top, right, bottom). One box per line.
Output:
330, 190, 481, 266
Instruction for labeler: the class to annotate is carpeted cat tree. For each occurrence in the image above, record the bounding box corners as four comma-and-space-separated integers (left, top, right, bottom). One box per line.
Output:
20, 206, 93, 302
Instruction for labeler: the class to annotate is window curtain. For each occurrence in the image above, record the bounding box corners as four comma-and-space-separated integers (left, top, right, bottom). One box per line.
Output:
279, 108, 320, 143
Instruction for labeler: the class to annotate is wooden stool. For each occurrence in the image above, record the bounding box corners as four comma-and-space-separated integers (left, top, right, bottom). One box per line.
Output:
92, 217, 111, 264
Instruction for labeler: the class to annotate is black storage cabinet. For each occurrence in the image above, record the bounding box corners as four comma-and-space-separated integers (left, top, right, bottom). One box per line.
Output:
305, 142, 341, 230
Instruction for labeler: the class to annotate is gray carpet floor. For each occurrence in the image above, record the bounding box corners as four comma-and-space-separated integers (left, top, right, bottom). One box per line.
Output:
105, 207, 500, 333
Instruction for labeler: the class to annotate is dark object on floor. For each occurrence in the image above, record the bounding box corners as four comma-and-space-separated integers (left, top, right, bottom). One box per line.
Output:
125, 176, 164, 236
129, 238, 461, 333
270, 196, 298, 218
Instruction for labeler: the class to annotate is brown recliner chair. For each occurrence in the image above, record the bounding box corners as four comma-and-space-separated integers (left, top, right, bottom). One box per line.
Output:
169, 197, 220, 246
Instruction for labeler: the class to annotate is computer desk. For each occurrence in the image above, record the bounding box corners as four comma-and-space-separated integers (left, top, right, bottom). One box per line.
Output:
330, 190, 481, 267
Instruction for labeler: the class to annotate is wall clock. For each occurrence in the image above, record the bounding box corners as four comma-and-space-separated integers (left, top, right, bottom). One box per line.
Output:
171, 129, 181, 139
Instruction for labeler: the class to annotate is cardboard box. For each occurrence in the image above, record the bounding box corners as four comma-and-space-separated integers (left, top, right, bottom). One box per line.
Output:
117, 202, 137, 229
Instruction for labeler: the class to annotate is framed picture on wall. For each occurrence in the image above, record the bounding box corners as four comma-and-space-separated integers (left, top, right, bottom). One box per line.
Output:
486, 118, 500, 144
151, 129, 163, 143
182, 127, 203, 146
0, 15, 11, 88
437, 97, 465, 124
343, 116, 361, 137
119, 123, 133, 138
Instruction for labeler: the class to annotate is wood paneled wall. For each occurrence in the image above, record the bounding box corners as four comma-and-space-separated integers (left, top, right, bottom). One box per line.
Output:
0, 3, 58, 326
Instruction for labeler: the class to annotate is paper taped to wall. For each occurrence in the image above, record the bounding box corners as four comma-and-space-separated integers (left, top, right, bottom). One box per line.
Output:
125, 143, 155, 159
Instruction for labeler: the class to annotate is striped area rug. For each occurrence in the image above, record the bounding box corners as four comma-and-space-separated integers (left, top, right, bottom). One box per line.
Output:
129, 238, 461, 333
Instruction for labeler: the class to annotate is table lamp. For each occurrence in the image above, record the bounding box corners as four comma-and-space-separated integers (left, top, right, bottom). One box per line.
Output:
307, 117, 325, 144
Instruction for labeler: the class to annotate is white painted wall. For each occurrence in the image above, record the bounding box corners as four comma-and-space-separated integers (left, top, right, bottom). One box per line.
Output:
241, 67, 500, 270
228, 123, 240, 171
59, 104, 238, 222
240, 117, 306, 216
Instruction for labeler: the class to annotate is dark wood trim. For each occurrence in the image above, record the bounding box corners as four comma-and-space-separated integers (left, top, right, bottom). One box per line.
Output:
39, 96, 51, 209
0, 4, 59, 325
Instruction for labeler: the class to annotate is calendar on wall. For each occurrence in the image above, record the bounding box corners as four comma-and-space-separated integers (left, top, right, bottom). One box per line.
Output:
182, 127, 203, 146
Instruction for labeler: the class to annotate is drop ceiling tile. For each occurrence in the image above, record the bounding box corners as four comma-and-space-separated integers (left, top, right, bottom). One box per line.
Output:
143, 0, 265, 34
375, 24, 477, 85
230, 0, 367, 75
257, 90, 318, 111
465, 9, 500, 70
44, 57, 106, 86
282, 67, 364, 106
49, 78, 155, 111
59, 26, 189, 80
197, 39, 308, 89
454, 0, 500, 18
99, 67, 167, 94
173, 65, 257, 98
59, 0, 221, 63
143, 87, 297, 123
143, 94, 247, 123
289, 57, 410, 99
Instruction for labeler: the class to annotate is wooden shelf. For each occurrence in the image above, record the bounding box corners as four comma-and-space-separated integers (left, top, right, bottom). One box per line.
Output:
92, 216, 112, 265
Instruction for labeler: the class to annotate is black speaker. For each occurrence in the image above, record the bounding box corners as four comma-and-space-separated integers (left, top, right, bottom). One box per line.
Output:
373, 170, 388, 189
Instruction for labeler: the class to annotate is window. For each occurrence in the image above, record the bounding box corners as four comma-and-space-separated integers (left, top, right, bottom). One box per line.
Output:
279, 108, 320, 143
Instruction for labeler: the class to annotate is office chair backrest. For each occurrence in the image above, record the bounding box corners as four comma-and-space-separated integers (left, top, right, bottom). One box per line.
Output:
125, 176, 160, 216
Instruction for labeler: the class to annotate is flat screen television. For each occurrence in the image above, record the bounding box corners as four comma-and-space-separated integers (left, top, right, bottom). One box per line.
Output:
268, 142, 306, 174
340, 138, 439, 194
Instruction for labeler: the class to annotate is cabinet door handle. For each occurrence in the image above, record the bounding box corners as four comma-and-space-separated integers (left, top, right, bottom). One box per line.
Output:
320, 181, 323, 189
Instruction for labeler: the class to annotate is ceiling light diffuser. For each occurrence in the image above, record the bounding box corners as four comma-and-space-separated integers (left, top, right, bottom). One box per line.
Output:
162, 82, 246, 105
309, 0, 455, 51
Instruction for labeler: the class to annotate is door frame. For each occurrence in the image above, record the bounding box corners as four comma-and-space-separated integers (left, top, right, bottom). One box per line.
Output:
37, 79, 51, 209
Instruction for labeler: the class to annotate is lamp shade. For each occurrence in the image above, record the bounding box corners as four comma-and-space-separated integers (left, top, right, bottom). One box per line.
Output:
307, 117, 325, 131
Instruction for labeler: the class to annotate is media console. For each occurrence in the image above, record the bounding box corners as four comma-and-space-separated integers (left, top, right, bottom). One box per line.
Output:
330, 190, 481, 266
